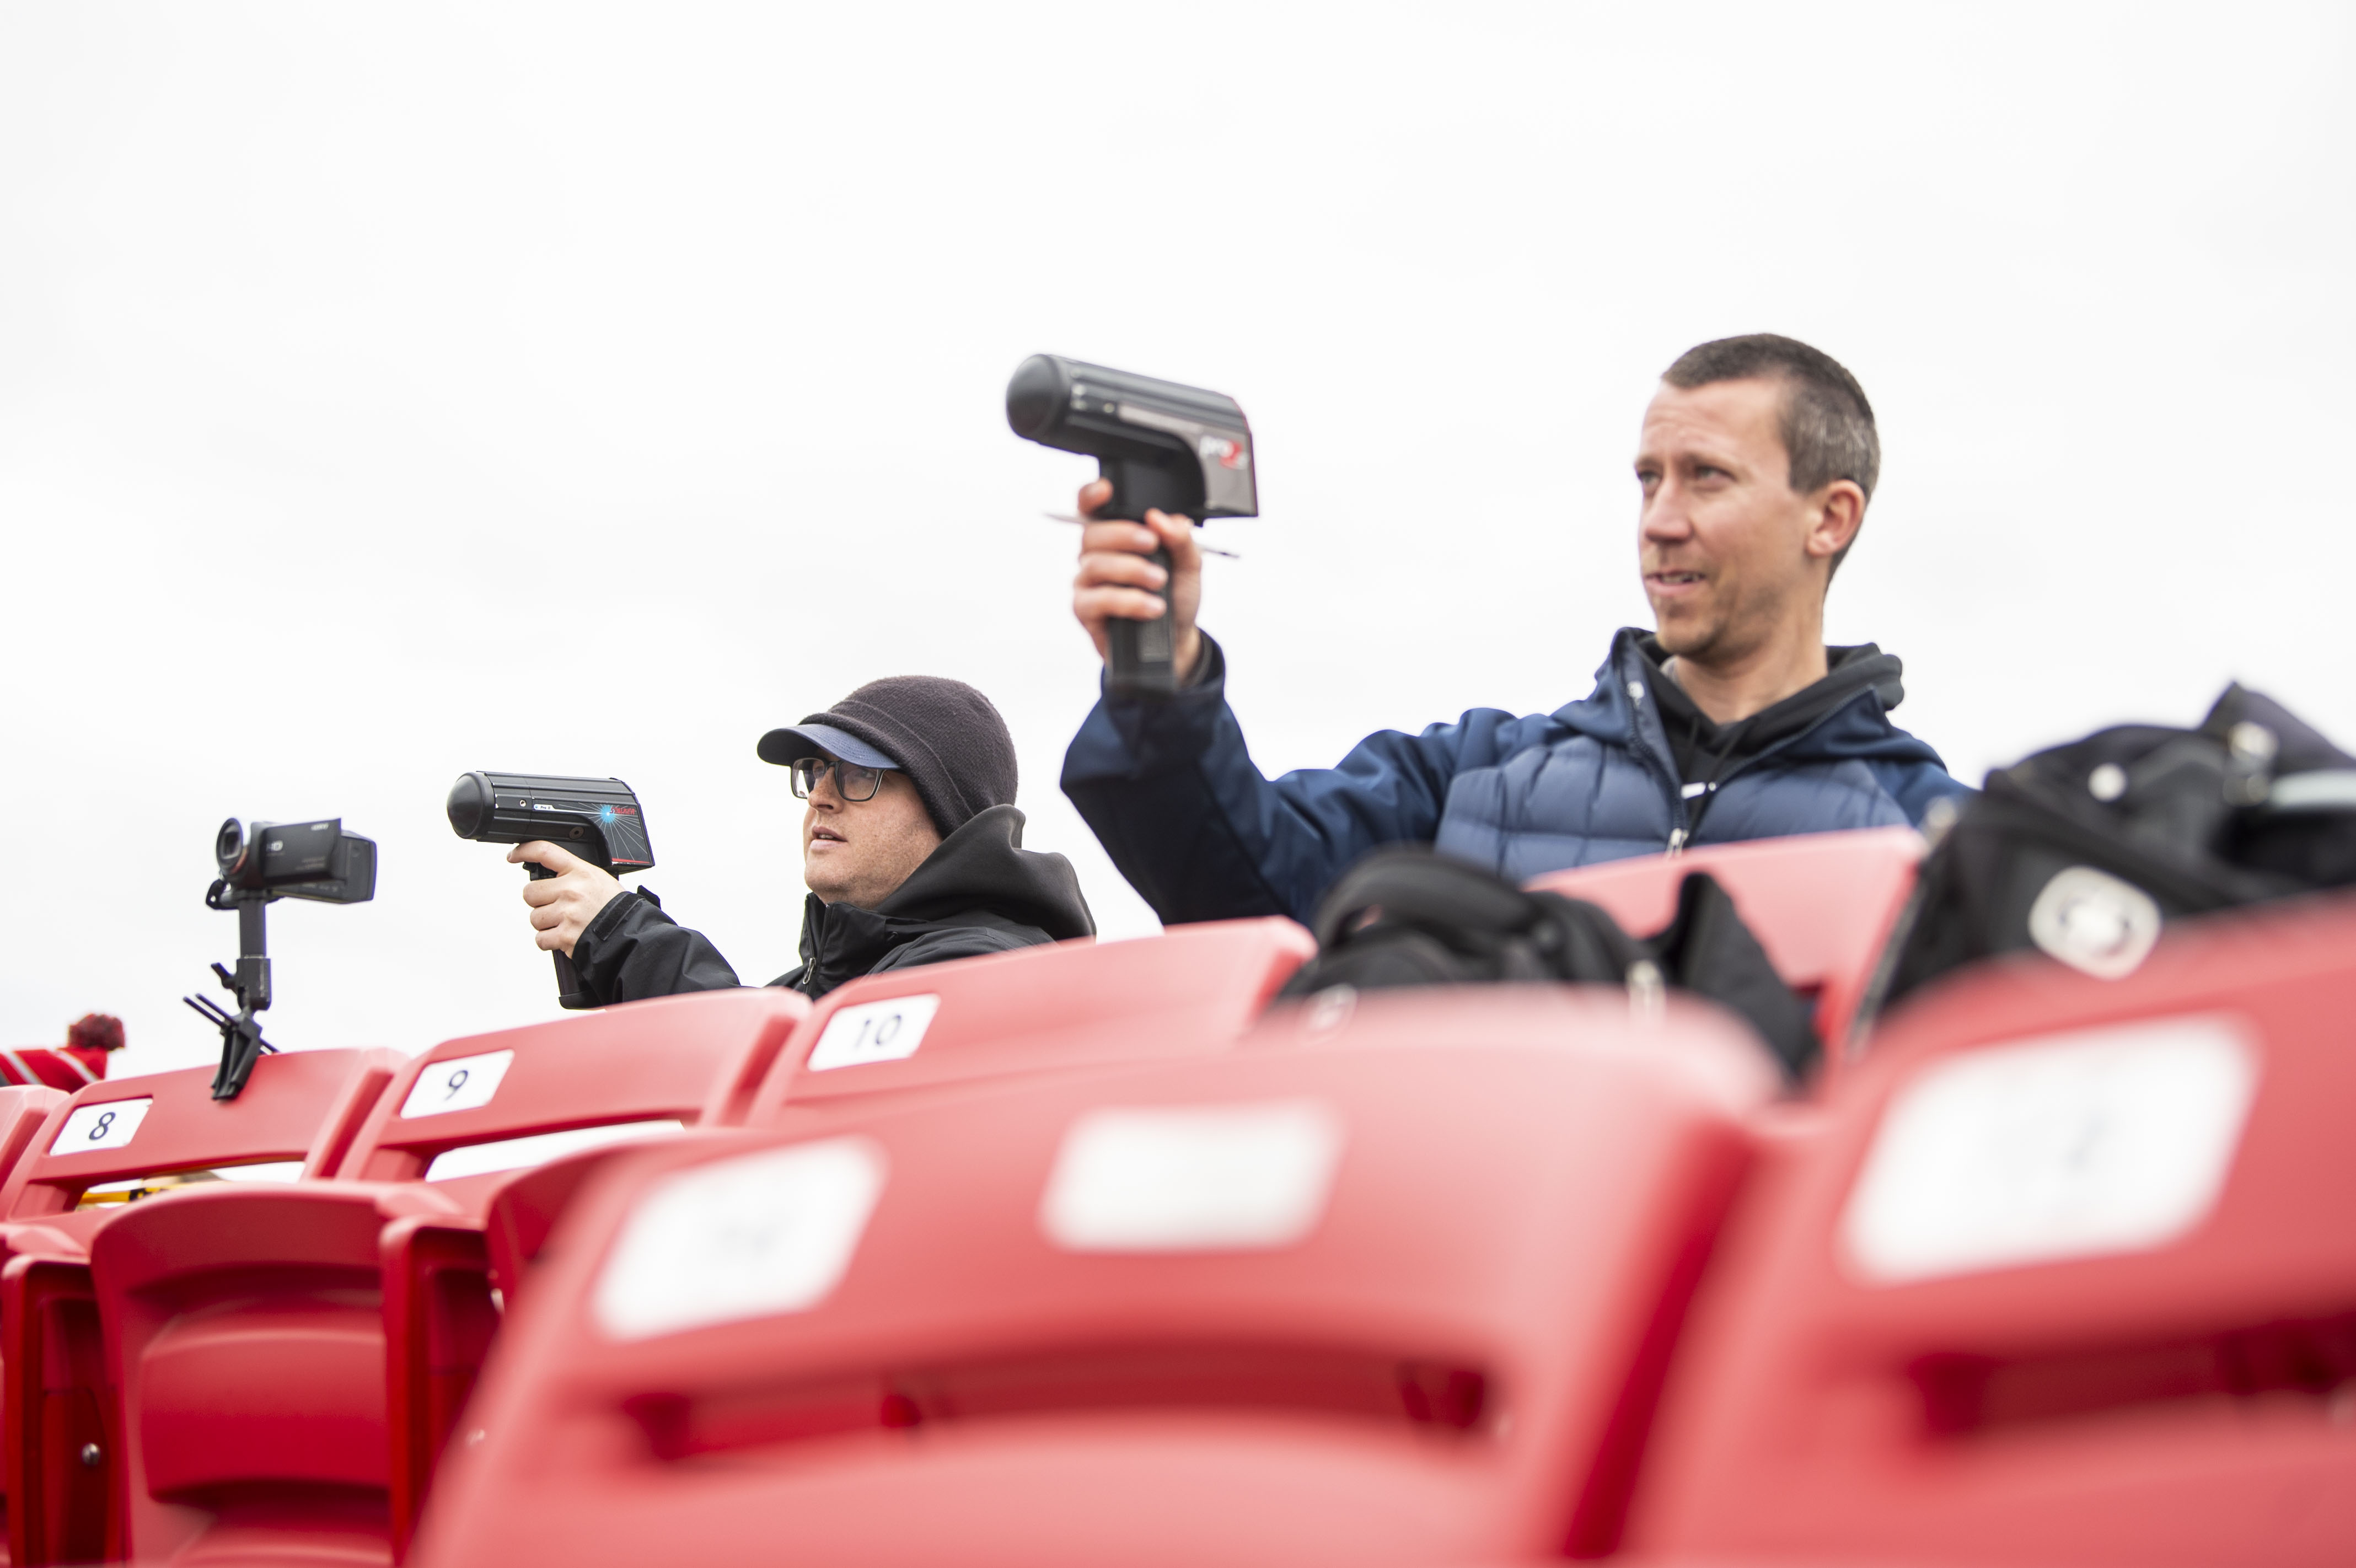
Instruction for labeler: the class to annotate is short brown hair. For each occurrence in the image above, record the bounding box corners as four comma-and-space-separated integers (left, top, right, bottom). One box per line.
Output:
1663, 334, 1878, 575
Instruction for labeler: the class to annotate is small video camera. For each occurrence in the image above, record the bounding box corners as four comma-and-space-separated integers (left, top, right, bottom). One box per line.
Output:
214, 817, 378, 903
189, 817, 378, 1100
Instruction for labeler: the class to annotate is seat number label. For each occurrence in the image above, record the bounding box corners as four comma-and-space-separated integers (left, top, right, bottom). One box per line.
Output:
51, 1098, 154, 1156
399, 1049, 517, 1119
593, 1136, 887, 1340
1842, 1015, 2257, 1284
807, 995, 941, 1072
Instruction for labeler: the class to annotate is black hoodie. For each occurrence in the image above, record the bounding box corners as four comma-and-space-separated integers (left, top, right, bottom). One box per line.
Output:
568, 804, 1095, 1005
1640, 636, 1910, 792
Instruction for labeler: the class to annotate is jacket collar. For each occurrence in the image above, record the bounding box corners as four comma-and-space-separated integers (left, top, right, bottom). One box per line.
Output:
791, 804, 1095, 994
1552, 626, 1947, 773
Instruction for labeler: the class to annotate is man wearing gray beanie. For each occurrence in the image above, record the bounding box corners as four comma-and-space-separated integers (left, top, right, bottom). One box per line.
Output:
510, 676, 1095, 1003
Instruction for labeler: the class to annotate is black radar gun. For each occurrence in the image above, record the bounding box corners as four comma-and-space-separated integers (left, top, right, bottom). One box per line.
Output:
447, 771, 653, 1009
1006, 355, 1257, 699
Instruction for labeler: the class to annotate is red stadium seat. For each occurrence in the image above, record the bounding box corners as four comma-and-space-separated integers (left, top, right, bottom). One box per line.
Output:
411, 986, 1776, 1568
0, 1087, 74, 1199
85, 987, 804, 1567
1624, 892, 2356, 1567
740, 917, 1315, 1128
457, 923, 1314, 1346
1527, 825, 1922, 1067
0, 1049, 398, 1567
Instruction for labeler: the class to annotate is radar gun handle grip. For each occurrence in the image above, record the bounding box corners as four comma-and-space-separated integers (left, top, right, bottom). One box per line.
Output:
525, 861, 594, 1011
1108, 544, 1179, 699
1101, 452, 1190, 701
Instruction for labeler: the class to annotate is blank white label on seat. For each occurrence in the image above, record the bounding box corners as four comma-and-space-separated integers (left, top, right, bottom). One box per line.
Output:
1040, 1100, 1345, 1253
399, 1049, 516, 1119
593, 1137, 887, 1341
1842, 1016, 2257, 1286
51, 1098, 153, 1156
807, 994, 940, 1072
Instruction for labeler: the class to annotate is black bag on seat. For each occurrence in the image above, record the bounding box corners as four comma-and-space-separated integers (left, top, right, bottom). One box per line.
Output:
1858, 683, 2356, 1032
1275, 848, 1821, 1082
1648, 869, 1820, 1081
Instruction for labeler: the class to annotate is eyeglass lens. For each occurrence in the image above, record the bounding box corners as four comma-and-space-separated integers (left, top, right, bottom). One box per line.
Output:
791, 758, 883, 802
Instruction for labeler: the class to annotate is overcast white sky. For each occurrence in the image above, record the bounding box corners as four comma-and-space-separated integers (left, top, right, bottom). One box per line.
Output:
4, 3, 2352, 1075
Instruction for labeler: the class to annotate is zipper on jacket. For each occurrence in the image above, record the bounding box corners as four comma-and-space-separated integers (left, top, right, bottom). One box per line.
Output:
1665, 827, 1688, 857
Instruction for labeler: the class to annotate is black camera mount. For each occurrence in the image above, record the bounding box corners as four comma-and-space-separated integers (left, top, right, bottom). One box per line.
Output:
186, 879, 278, 1099
186, 817, 377, 1100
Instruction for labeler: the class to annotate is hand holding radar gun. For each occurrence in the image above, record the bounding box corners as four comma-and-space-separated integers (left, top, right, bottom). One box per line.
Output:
446, 771, 653, 1009
1006, 355, 1257, 699
186, 817, 376, 1100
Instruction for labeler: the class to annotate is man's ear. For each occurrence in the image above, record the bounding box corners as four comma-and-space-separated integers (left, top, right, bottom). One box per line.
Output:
1804, 480, 1866, 562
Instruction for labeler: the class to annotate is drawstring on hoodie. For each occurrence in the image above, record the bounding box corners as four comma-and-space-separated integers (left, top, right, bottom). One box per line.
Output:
1641, 631, 1915, 856
1666, 702, 1752, 855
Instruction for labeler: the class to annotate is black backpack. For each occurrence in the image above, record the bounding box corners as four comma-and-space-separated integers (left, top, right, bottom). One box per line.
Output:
1275, 848, 1822, 1082
1858, 683, 2356, 1032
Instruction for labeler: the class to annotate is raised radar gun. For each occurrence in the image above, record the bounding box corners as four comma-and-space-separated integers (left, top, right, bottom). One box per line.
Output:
1006, 355, 1257, 698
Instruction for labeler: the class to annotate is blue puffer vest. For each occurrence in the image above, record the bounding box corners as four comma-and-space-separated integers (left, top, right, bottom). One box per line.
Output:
1434, 631, 1961, 882
1062, 627, 1969, 927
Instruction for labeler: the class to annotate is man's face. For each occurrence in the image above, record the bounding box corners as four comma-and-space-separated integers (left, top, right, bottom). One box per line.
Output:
801, 761, 942, 909
1634, 377, 1843, 665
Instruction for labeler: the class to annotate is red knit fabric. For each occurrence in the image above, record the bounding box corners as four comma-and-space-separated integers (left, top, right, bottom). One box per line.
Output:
0, 1047, 105, 1090
67, 1013, 125, 1054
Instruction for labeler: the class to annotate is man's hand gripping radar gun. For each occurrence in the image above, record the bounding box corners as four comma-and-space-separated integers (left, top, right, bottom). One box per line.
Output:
446, 771, 654, 1009
187, 817, 377, 1100
1006, 355, 1257, 698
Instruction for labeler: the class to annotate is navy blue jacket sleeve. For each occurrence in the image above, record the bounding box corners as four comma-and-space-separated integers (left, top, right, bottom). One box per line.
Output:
1869, 758, 1976, 826
1059, 636, 1553, 926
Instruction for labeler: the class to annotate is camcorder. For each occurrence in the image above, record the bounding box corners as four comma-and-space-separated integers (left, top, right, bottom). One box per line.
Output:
446, 771, 654, 1009
214, 817, 378, 903
1006, 355, 1257, 698
187, 817, 378, 1100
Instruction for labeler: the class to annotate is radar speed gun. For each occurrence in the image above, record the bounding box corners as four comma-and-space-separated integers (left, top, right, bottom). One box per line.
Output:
1006, 355, 1257, 698
447, 771, 653, 1009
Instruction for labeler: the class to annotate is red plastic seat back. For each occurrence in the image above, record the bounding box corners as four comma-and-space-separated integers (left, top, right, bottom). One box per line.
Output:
88, 1181, 456, 1567
743, 917, 1313, 1122
1628, 892, 2356, 1567
340, 988, 808, 1180
0, 1087, 68, 1195
51, 993, 798, 1568
0, 1049, 399, 1220
0, 1054, 393, 1567
414, 987, 1773, 1568
1528, 825, 1920, 1055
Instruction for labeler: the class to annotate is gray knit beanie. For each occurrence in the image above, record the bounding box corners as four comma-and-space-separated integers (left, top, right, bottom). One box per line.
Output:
756, 676, 1018, 835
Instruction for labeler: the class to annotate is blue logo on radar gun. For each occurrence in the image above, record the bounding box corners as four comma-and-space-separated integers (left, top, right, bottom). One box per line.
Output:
598, 806, 617, 826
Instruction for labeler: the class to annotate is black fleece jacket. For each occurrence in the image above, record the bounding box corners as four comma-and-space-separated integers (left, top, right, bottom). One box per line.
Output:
568, 804, 1095, 1005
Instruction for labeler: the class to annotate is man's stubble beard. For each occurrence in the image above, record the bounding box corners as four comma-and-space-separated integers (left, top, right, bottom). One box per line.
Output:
1649, 600, 1731, 665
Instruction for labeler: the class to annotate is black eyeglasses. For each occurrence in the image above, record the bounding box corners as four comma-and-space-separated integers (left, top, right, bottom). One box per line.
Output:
789, 756, 886, 802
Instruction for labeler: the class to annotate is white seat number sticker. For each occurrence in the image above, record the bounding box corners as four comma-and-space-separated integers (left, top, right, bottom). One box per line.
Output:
807, 995, 941, 1072
1040, 1099, 1345, 1253
399, 1049, 516, 1119
593, 1136, 887, 1340
51, 1098, 154, 1156
1842, 1015, 2257, 1285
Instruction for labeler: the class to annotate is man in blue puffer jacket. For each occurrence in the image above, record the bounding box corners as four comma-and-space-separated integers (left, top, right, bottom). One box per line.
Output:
1060, 334, 1972, 925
